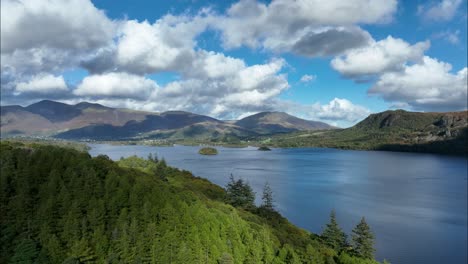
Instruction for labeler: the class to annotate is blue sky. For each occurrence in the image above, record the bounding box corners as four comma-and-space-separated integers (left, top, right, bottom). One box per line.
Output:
1, 0, 467, 127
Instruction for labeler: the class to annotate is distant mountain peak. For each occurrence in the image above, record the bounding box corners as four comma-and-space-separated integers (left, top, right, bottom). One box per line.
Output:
74, 102, 108, 110
235, 111, 333, 134
25, 100, 82, 122
28, 99, 69, 107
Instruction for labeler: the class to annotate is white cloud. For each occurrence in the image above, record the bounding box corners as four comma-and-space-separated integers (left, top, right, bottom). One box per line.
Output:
74, 72, 158, 100
433, 30, 460, 44
369, 56, 467, 110
418, 0, 463, 21
213, 0, 395, 55
278, 97, 371, 127
186, 51, 246, 79
311, 98, 371, 123
0, 0, 115, 53
0, 0, 116, 86
151, 57, 289, 119
331, 36, 430, 79
15, 74, 68, 94
74, 56, 289, 119
82, 11, 216, 75
300, 74, 316, 83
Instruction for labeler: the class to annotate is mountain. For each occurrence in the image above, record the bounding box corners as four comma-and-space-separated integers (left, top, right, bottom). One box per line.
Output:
235, 111, 334, 134
266, 109, 468, 155
0, 100, 332, 140
25, 100, 82, 122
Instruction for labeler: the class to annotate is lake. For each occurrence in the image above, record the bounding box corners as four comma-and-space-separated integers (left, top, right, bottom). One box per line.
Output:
89, 144, 467, 264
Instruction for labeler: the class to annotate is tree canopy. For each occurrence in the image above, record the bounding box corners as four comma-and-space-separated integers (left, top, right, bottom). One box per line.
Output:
0, 141, 382, 264
322, 210, 348, 252
352, 217, 375, 259
225, 174, 255, 209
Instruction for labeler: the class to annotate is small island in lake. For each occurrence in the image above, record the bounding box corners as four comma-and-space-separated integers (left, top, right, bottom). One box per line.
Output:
198, 147, 218, 155
258, 146, 271, 151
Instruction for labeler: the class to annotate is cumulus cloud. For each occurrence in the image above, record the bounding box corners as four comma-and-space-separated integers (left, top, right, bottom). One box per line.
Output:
1, 0, 116, 78
83, 11, 214, 74
311, 98, 371, 123
184, 51, 246, 79
418, 0, 463, 21
290, 27, 372, 57
151, 57, 289, 119
300, 74, 316, 83
15, 74, 68, 94
74, 55, 289, 118
62, 61, 287, 120
279, 98, 371, 127
74, 72, 158, 100
331, 36, 430, 79
1, 0, 115, 53
369, 56, 467, 110
213, 0, 394, 55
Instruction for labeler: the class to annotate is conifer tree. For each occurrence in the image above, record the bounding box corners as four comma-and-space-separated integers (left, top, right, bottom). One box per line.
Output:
261, 182, 275, 211
321, 210, 347, 251
351, 217, 375, 259
225, 174, 255, 209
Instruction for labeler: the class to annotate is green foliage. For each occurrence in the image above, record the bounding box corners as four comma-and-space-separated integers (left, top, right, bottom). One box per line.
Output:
322, 210, 348, 252
261, 182, 275, 211
351, 217, 375, 259
225, 174, 255, 209
0, 141, 382, 264
338, 252, 381, 264
199, 147, 219, 155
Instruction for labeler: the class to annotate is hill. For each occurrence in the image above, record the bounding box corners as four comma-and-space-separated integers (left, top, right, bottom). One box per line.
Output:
0, 100, 333, 140
0, 141, 381, 263
264, 110, 468, 155
235, 111, 334, 134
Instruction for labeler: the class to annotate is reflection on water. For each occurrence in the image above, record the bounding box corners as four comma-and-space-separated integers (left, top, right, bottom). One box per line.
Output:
89, 144, 467, 264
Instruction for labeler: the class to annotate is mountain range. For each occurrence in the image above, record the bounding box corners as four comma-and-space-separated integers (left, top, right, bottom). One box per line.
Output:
0, 100, 333, 140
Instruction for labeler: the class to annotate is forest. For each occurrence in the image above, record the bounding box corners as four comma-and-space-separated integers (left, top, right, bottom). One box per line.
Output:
0, 141, 385, 263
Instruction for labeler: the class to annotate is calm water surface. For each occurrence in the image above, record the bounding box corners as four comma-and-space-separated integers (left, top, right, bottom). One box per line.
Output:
89, 144, 467, 264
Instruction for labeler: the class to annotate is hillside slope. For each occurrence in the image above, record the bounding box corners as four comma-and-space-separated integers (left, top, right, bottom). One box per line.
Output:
0, 142, 380, 263
235, 111, 334, 134
266, 110, 468, 155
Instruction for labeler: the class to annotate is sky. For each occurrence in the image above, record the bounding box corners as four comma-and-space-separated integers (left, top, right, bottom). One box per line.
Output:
1, 0, 467, 127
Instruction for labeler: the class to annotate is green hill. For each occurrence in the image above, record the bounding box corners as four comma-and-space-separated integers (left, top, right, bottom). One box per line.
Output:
235, 112, 334, 134
0, 142, 382, 263
264, 110, 468, 155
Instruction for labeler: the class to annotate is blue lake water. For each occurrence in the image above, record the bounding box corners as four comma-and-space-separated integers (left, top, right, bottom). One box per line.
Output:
89, 144, 467, 264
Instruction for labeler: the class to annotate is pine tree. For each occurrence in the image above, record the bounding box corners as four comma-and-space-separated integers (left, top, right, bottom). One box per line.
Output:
351, 217, 375, 259
321, 210, 347, 251
261, 182, 274, 211
225, 174, 255, 209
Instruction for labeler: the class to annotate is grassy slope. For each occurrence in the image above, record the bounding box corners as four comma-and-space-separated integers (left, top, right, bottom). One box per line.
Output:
0, 141, 380, 264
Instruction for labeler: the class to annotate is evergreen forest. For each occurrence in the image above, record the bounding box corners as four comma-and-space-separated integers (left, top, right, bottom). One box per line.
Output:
1, 141, 382, 263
